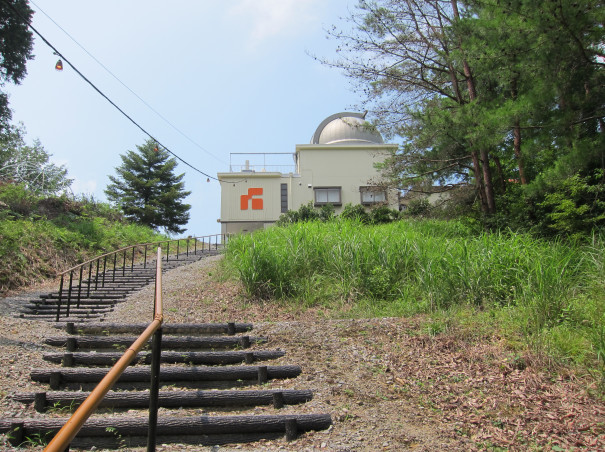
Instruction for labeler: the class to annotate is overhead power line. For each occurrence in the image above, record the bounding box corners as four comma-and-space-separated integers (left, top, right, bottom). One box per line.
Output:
2, 0, 226, 182
29, 0, 226, 166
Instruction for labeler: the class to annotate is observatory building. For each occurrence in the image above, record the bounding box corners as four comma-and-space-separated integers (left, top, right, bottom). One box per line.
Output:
218, 112, 398, 234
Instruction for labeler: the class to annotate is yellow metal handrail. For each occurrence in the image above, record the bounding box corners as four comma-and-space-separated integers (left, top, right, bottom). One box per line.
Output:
44, 248, 164, 452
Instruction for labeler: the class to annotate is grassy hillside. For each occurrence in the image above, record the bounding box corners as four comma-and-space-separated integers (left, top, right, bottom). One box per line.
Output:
225, 219, 605, 387
0, 184, 166, 293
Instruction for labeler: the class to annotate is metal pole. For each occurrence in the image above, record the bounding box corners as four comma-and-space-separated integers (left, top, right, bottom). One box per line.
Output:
166, 242, 170, 262
122, 250, 126, 277
113, 253, 117, 282
95, 259, 100, 291
131, 247, 136, 272
102, 256, 107, 288
66, 271, 74, 318
147, 327, 162, 452
144, 245, 148, 269
186, 238, 189, 257
194, 238, 197, 254
87, 263, 92, 298
77, 266, 83, 308
56, 276, 64, 322
176, 240, 180, 260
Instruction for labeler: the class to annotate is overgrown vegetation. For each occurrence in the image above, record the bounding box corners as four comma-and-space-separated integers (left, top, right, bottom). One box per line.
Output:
276, 201, 401, 226
0, 183, 166, 293
225, 219, 605, 386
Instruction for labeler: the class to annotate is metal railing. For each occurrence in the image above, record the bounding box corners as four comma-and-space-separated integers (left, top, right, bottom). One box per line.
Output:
53, 234, 228, 322
44, 248, 165, 452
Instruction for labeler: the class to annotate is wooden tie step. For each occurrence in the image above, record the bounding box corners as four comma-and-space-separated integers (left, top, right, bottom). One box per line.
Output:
45, 335, 267, 350
13, 389, 313, 410
4, 310, 330, 447
31, 365, 302, 387
43, 349, 285, 366
1, 414, 331, 448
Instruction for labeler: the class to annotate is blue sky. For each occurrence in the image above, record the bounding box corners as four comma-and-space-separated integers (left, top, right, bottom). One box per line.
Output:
6, 0, 365, 236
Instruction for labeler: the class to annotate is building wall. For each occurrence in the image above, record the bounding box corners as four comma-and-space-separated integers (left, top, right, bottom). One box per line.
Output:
218, 144, 398, 234
294, 144, 396, 214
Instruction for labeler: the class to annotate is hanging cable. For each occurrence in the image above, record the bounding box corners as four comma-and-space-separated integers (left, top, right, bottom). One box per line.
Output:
29, 0, 227, 166
1, 0, 239, 182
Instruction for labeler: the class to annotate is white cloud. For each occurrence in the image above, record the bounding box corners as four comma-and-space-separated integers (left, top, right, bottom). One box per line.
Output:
228, 0, 322, 48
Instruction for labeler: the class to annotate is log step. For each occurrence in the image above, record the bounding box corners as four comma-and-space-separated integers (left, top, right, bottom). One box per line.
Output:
59, 322, 253, 335
31, 365, 301, 385
0, 414, 331, 448
13, 389, 313, 410
43, 350, 286, 366
44, 335, 266, 350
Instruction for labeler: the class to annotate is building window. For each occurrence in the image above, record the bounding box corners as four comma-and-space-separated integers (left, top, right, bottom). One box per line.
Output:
281, 183, 288, 213
314, 187, 341, 206
360, 186, 387, 205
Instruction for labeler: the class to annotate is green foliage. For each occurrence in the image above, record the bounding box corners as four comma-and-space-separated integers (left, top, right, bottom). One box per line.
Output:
328, 0, 605, 227
404, 199, 431, 217
340, 203, 370, 224
537, 171, 605, 239
225, 219, 605, 384
0, 0, 34, 130
0, 183, 166, 293
0, 124, 72, 194
105, 139, 191, 234
276, 202, 400, 226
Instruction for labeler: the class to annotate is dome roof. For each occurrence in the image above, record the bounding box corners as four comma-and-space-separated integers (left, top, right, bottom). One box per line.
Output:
311, 112, 384, 145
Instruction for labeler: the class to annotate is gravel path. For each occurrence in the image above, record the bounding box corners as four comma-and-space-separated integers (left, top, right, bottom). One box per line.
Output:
1, 255, 604, 451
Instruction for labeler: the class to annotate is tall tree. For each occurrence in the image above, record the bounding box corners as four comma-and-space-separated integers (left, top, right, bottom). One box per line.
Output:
0, 123, 71, 194
0, 0, 34, 130
105, 139, 191, 234
325, 0, 604, 221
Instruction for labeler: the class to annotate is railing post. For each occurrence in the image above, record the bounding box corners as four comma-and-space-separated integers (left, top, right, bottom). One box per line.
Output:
176, 240, 180, 260
144, 245, 148, 269
122, 250, 127, 277
112, 253, 117, 282
102, 256, 107, 288
131, 247, 136, 272
56, 276, 64, 322
66, 271, 74, 318
87, 262, 92, 298
77, 266, 83, 308
166, 242, 170, 262
186, 238, 189, 257
194, 237, 197, 254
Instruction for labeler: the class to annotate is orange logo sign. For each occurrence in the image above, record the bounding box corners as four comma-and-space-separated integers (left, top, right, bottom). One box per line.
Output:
240, 188, 263, 210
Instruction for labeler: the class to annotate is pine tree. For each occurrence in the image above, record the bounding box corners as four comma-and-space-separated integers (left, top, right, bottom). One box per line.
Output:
105, 139, 191, 234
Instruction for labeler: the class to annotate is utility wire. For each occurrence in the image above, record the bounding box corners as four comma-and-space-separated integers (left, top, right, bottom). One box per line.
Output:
2, 0, 230, 182
29, 0, 227, 166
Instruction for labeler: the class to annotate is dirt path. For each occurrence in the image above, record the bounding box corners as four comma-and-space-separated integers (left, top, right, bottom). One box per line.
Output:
1, 256, 604, 451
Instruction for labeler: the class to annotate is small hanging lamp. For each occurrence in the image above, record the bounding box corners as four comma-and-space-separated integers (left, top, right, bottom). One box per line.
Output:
55, 59, 63, 71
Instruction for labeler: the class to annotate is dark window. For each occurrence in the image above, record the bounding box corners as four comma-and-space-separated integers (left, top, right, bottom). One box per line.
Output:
281, 183, 288, 213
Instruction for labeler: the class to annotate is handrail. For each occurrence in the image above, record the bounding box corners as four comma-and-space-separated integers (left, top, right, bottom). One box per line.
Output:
58, 234, 226, 277
44, 248, 165, 452
53, 233, 229, 321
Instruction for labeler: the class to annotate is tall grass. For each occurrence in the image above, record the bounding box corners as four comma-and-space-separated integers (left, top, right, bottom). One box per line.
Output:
225, 219, 605, 383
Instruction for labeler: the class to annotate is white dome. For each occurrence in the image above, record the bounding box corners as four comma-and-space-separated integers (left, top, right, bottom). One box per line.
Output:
311, 112, 384, 145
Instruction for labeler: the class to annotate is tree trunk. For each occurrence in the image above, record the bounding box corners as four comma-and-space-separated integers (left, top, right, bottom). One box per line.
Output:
513, 120, 527, 185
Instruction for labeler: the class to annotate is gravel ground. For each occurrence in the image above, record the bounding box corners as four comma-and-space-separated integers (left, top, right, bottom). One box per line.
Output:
1, 255, 604, 451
